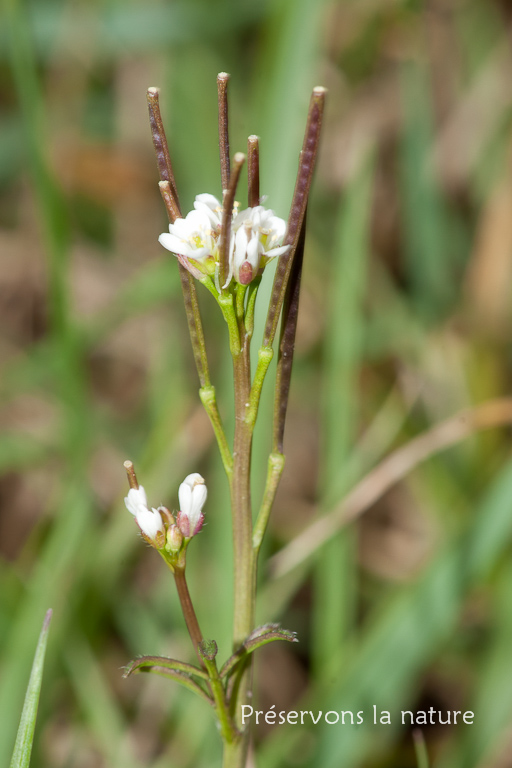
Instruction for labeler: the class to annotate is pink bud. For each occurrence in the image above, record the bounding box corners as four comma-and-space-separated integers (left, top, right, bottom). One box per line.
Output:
238, 260, 253, 285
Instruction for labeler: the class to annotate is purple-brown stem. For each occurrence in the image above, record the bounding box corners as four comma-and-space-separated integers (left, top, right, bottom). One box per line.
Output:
263, 87, 326, 348
219, 153, 245, 290
273, 214, 306, 454
147, 88, 210, 388
217, 73, 231, 192
158, 180, 181, 223
247, 135, 260, 208
174, 566, 206, 669
124, 460, 139, 490
147, 87, 180, 208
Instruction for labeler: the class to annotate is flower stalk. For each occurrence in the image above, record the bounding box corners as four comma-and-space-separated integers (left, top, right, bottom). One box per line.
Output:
247, 135, 260, 207
173, 565, 205, 667
123, 74, 325, 768
219, 153, 246, 290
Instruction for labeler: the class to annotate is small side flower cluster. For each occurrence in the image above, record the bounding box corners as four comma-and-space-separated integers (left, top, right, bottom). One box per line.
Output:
124, 467, 207, 564
158, 193, 289, 287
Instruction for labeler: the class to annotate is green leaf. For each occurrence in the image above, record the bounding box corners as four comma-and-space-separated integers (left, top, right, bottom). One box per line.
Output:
220, 624, 297, 679
130, 665, 213, 706
9, 609, 52, 768
123, 654, 209, 681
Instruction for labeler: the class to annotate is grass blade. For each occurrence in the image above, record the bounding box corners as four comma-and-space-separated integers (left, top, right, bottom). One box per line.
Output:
9, 609, 52, 768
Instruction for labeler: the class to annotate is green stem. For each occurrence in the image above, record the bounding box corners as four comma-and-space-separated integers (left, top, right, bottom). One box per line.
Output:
229, 332, 255, 768
199, 385, 233, 478
246, 346, 274, 428
231, 349, 254, 647
253, 452, 285, 553
222, 737, 249, 768
244, 279, 260, 343
235, 283, 248, 325
219, 293, 242, 356
201, 653, 239, 746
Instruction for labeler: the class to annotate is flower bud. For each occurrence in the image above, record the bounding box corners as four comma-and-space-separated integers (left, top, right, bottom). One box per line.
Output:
166, 524, 184, 554
124, 486, 166, 548
177, 473, 207, 538
158, 505, 175, 526
238, 261, 253, 285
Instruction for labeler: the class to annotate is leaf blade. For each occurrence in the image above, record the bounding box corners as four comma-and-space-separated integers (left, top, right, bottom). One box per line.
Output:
9, 609, 52, 768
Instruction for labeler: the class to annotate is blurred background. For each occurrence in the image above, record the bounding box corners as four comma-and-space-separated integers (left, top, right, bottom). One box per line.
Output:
3, 0, 512, 765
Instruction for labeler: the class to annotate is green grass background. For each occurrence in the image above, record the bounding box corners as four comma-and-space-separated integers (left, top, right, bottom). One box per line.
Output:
2, 0, 512, 765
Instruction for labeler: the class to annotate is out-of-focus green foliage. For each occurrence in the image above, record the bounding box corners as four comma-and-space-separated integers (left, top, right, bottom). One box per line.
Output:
2, 0, 512, 766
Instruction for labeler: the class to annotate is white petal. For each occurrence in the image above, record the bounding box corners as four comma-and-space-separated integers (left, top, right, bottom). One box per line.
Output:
181, 473, 205, 490
265, 244, 290, 259
188, 484, 207, 530
187, 247, 212, 260
124, 486, 148, 517
194, 195, 223, 227
246, 235, 262, 269
185, 209, 211, 231
195, 193, 222, 210
194, 201, 221, 228
179, 482, 192, 516
159, 232, 190, 254
171, 218, 192, 237
178, 474, 207, 532
233, 207, 252, 228
233, 226, 248, 269
136, 507, 164, 540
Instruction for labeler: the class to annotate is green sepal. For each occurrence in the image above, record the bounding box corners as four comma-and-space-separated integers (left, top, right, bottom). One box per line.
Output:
219, 624, 298, 679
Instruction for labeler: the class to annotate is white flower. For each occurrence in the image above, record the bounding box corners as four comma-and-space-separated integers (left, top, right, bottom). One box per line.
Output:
158, 194, 289, 286
158, 194, 225, 278
231, 205, 290, 284
177, 473, 207, 537
124, 486, 165, 545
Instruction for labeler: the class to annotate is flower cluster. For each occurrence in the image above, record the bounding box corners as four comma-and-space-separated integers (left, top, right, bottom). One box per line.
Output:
124, 473, 207, 555
158, 194, 289, 287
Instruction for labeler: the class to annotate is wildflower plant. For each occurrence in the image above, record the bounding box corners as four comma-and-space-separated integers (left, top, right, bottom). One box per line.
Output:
122, 73, 325, 768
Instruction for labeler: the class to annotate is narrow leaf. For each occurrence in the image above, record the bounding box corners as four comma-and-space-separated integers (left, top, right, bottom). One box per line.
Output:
220, 624, 297, 679
133, 665, 213, 706
10, 609, 52, 768
244, 627, 298, 654
123, 655, 209, 681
